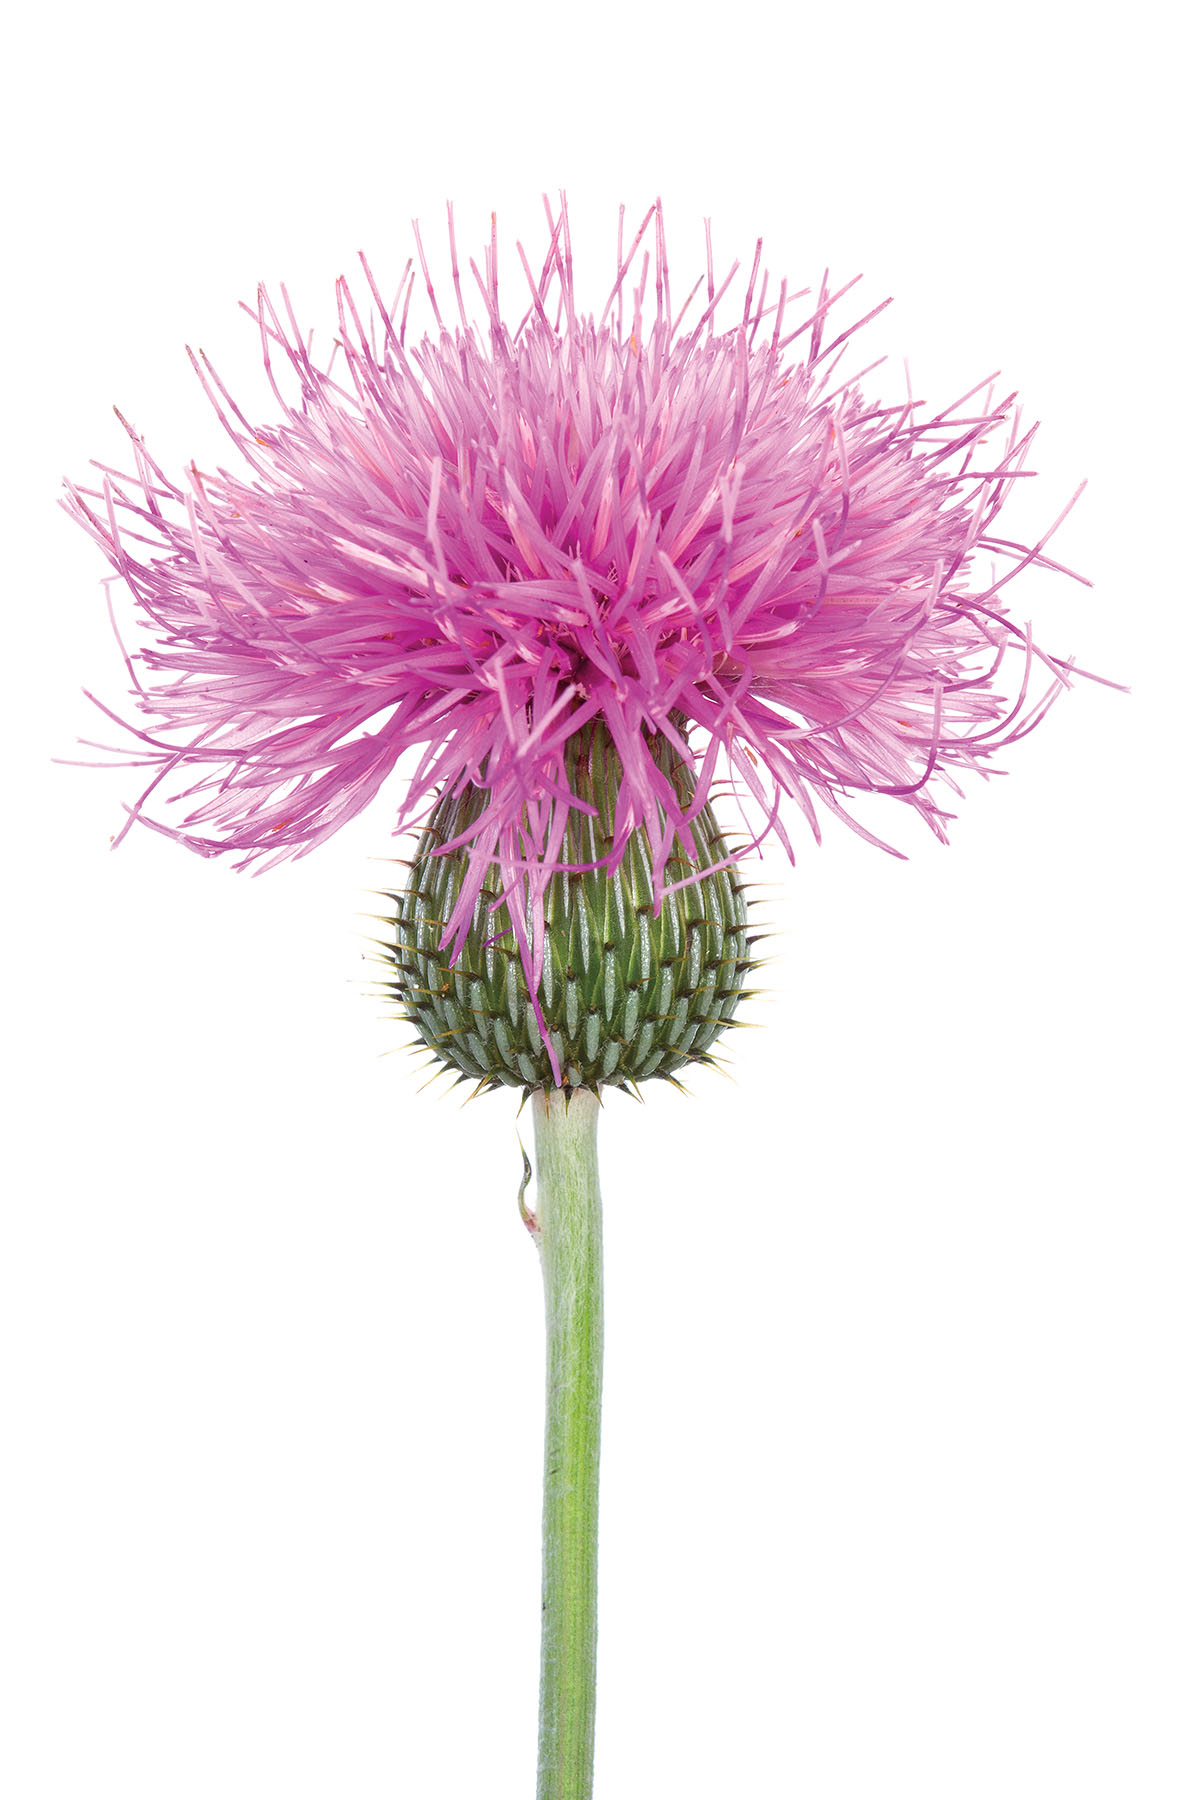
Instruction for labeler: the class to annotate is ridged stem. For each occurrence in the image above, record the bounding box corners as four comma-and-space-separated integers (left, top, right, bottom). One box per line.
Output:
530, 1087, 603, 1800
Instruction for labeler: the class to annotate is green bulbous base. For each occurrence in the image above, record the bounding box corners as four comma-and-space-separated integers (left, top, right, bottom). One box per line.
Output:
382, 723, 753, 1094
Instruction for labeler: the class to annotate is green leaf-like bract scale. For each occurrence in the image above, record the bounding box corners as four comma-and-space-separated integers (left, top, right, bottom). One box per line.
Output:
384, 723, 751, 1094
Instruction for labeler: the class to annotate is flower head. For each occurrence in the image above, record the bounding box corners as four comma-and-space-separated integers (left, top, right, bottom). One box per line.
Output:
67, 200, 1089, 1008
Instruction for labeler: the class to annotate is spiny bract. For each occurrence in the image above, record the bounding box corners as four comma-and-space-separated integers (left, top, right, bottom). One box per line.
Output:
381, 723, 759, 1095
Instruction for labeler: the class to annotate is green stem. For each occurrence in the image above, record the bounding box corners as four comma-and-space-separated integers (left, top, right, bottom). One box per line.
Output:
530, 1086, 603, 1800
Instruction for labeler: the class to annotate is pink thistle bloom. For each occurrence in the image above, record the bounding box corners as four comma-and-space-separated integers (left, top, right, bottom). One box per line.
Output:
66, 199, 1092, 998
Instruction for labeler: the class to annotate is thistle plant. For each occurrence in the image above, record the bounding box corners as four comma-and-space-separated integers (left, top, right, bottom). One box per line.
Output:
66, 200, 1101, 1799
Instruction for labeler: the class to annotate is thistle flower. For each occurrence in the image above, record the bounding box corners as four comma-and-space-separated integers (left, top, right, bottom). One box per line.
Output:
65, 201, 1103, 1800
66, 199, 1088, 1086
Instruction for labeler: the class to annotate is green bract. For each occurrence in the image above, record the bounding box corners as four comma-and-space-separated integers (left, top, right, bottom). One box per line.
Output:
384, 725, 754, 1094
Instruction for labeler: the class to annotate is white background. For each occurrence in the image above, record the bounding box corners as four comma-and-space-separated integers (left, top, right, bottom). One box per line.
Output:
3, 2, 1195, 1796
